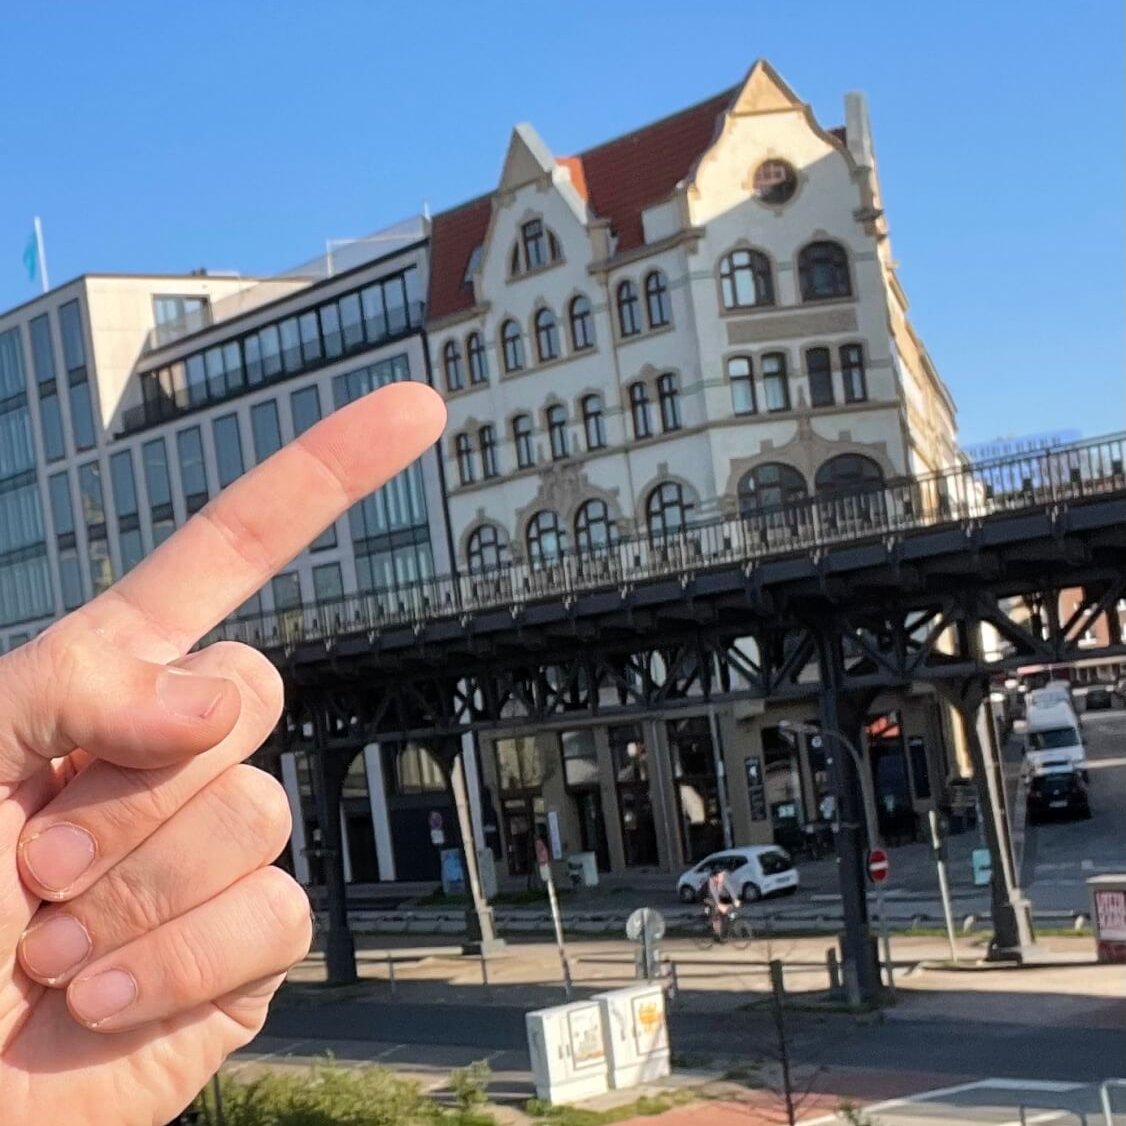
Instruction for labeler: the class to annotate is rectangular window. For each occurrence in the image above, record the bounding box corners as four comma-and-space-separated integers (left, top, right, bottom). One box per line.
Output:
383, 276, 407, 335
513, 415, 534, 469
212, 414, 245, 488
658, 373, 682, 432
762, 353, 790, 412
841, 344, 868, 402
38, 391, 65, 461
522, 219, 546, 270
223, 341, 243, 393
109, 450, 138, 517
339, 293, 364, 351
78, 461, 105, 527
59, 548, 83, 610
271, 571, 302, 610
153, 295, 208, 327
0, 404, 36, 480
243, 333, 263, 385
259, 324, 283, 378
0, 482, 45, 554
29, 315, 56, 384
251, 400, 282, 462
88, 536, 112, 595
299, 311, 322, 364
119, 528, 144, 573
69, 382, 96, 450
290, 385, 322, 436
361, 285, 386, 342
176, 428, 208, 512
0, 327, 25, 399
152, 518, 175, 546
49, 472, 75, 535
806, 347, 834, 408
186, 353, 207, 407
143, 438, 172, 509
313, 562, 343, 604
320, 303, 342, 358
58, 300, 86, 375
279, 318, 302, 373
205, 347, 226, 400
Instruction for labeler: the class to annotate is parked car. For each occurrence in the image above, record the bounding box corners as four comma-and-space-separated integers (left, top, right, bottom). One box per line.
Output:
1084, 685, 1114, 711
676, 845, 799, 904
1023, 700, 1088, 779
1026, 767, 1091, 823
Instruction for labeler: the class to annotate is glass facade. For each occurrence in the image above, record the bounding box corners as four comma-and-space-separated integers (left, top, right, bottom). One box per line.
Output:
251, 400, 282, 462
0, 327, 52, 626
59, 301, 97, 451
332, 354, 432, 591
212, 413, 245, 488
29, 314, 65, 461
176, 427, 209, 513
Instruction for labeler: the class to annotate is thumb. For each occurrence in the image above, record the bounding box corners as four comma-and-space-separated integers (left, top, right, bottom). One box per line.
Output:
0, 624, 240, 785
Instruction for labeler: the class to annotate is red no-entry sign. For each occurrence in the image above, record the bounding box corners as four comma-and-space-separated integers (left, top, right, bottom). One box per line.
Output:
867, 848, 890, 884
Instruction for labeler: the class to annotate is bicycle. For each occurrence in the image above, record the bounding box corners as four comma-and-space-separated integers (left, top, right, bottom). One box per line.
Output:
695, 899, 754, 950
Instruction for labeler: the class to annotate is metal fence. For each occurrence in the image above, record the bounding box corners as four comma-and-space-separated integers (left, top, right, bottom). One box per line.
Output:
203, 432, 1126, 653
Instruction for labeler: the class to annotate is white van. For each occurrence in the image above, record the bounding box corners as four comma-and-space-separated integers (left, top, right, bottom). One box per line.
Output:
1023, 700, 1087, 778
1026, 682, 1072, 712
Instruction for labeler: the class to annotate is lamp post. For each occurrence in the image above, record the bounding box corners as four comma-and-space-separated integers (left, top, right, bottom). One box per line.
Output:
779, 720, 895, 998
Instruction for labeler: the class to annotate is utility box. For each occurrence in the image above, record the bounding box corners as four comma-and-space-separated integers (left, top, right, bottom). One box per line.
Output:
526, 1001, 609, 1103
1089, 875, 1126, 963
591, 984, 670, 1089
567, 852, 599, 888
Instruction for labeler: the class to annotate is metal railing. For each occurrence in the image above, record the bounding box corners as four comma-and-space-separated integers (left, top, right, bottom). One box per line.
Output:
202, 432, 1126, 653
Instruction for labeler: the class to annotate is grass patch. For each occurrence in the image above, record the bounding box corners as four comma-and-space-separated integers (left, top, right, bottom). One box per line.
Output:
193, 1058, 495, 1125
524, 1090, 695, 1125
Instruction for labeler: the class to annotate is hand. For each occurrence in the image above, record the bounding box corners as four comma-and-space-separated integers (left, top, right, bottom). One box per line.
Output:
0, 384, 445, 1126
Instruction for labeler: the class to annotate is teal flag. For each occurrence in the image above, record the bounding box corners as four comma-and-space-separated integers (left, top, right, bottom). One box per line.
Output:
23, 230, 37, 282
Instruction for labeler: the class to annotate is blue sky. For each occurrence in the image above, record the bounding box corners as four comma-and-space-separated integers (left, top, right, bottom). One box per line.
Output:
0, 2, 1121, 444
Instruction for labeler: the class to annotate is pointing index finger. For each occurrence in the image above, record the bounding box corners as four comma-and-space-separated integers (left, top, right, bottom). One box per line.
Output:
104, 382, 445, 653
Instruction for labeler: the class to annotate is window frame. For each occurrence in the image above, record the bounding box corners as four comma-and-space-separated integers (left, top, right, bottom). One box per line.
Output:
575, 498, 617, 554
546, 403, 569, 460
646, 481, 691, 540
512, 413, 534, 469
466, 522, 509, 573
719, 249, 774, 310
644, 271, 672, 328
534, 308, 561, 362
526, 509, 567, 566
616, 280, 641, 337
569, 295, 595, 351
467, 332, 488, 384
443, 339, 464, 392
657, 372, 682, 432
761, 352, 791, 413
628, 381, 652, 440
840, 343, 868, 402
581, 394, 607, 450
727, 356, 757, 415
479, 424, 499, 478
455, 432, 476, 485
806, 347, 834, 408
522, 219, 547, 271
501, 319, 525, 373
798, 241, 852, 302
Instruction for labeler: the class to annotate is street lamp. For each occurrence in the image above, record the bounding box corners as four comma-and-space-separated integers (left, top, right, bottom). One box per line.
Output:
778, 720, 895, 998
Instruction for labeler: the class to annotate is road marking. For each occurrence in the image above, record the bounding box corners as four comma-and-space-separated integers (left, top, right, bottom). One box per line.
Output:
995, 1114, 1071, 1126
797, 1078, 1085, 1125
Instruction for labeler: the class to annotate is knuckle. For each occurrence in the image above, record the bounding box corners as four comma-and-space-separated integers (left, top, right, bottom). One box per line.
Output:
95, 860, 176, 941
159, 928, 225, 1008
213, 766, 292, 853
253, 868, 312, 956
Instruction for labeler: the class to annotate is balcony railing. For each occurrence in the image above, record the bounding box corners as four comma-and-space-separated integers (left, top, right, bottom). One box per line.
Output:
202, 432, 1126, 654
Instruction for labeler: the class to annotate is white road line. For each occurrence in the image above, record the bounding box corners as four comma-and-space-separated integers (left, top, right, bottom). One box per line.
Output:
797, 1078, 1085, 1125
996, 1113, 1071, 1126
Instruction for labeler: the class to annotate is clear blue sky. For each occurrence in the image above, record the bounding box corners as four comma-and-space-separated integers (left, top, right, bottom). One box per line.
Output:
0, 2, 1121, 444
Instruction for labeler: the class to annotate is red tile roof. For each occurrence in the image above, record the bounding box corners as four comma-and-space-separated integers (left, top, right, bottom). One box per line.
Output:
427, 88, 739, 322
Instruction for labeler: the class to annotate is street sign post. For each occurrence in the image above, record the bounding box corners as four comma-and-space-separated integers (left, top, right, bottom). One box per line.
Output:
928, 810, 959, 962
538, 837, 573, 999
866, 848, 889, 883
626, 907, 666, 980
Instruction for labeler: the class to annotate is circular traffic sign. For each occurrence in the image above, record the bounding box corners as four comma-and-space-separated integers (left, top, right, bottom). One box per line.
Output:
625, 907, 666, 943
867, 848, 890, 884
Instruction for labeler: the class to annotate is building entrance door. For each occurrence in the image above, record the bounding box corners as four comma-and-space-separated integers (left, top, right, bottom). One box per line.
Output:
668, 716, 724, 863
609, 723, 659, 867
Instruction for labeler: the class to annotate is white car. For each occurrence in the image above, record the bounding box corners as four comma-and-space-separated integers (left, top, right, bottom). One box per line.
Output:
677, 845, 799, 904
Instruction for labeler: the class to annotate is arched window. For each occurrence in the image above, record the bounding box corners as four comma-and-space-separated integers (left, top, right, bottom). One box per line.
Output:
466, 523, 510, 573
657, 373, 681, 432
805, 347, 834, 407
727, 356, 756, 415
628, 381, 652, 439
467, 332, 488, 384
479, 424, 499, 478
443, 340, 464, 392
527, 509, 567, 566
501, 319, 525, 372
546, 403, 569, 460
575, 499, 617, 554
570, 295, 595, 350
617, 280, 641, 337
719, 249, 774, 309
814, 453, 884, 497
738, 463, 808, 517
798, 241, 851, 301
581, 394, 606, 450
645, 271, 671, 328
395, 743, 446, 793
647, 481, 691, 539
454, 432, 475, 485
512, 413, 534, 468
535, 308, 560, 362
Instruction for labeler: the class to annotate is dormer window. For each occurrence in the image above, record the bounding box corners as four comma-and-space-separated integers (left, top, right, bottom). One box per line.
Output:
511, 218, 562, 276
463, 244, 483, 288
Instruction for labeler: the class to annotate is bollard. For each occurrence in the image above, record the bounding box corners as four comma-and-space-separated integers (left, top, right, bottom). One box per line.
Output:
666, 959, 680, 1007
480, 951, 491, 992
1073, 914, 1088, 933
826, 947, 841, 993
962, 914, 976, 934
386, 954, 396, 997
769, 958, 785, 998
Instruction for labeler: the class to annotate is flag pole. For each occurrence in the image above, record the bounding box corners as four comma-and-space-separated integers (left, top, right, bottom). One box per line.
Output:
33, 217, 49, 293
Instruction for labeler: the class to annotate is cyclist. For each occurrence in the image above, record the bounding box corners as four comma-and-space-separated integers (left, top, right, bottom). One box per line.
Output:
703, 864, 740, 941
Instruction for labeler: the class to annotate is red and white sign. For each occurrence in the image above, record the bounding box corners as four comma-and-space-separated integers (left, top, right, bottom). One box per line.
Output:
867, 848, 890, 884
1095, 889, 1126, 941
535, 839, 550, 868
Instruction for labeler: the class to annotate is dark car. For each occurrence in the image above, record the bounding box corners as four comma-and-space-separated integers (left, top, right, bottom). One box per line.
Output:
1084, 685, 1114, 711
1027, 769, 1091, 823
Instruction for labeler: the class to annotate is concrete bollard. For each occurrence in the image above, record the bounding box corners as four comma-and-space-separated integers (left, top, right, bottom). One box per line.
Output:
826, 947, 841, 993
962, 914, 976, 934
386, 954, 396, 997
1074, 914, 1088, 933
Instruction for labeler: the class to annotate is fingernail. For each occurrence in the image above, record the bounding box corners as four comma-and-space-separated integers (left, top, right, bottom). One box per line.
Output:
69, 968, 137, 1027
157, 668, 229, 720
21, 914, 92, 982
22, 823, 97, 894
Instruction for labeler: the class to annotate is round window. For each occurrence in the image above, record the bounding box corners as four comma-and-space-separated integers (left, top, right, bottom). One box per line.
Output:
752, 159, 798, 204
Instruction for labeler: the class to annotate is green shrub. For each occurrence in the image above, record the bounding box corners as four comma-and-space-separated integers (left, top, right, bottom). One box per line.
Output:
193, 1060, 497, 1126
449, 1060, 491, 1112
